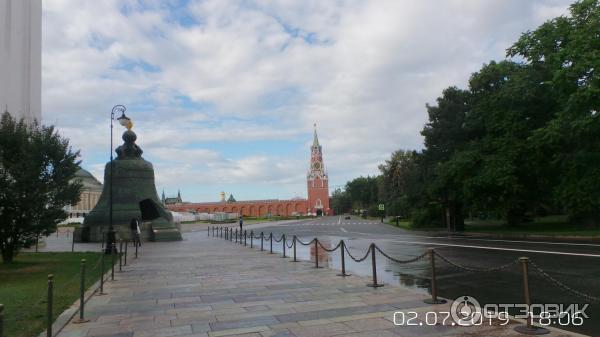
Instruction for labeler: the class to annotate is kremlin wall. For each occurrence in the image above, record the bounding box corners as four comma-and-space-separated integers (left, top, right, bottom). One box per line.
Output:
166, 126, 331, 217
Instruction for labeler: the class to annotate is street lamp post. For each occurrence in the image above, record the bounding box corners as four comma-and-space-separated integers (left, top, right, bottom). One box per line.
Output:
105, 105, 129, 254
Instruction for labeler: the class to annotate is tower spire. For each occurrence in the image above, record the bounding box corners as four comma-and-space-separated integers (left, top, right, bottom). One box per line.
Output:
312, 123, 320, 147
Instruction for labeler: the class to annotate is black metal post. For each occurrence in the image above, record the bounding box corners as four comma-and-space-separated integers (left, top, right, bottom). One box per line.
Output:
35, 235, 39, 252
207, 226, 210, 236
367, 244, 383, 287
47, 274, 53, 337
250, 231, 253, 248
73, 259, 89, 323
260, 232, 264, 251
292, 236, 298, 262
337, 241, 350, 277
135, 239, 138, 259
235, 229, 238, 243
269, 233, 273, 253
119, 241, 123, 272
106, 105, 125, 255
0, 303, 4, 337
424, 249, 445, 304
71, 231, 75, 252
98, 251, 105, 295
282, 235, 286, 258
124, 241, 128, 266
244, 230, 247, 246
314, 239, 320, 268
111, 243, 115, 281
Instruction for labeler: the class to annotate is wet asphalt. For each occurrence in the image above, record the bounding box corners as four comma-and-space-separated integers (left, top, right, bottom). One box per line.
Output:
248, 216, 600, 337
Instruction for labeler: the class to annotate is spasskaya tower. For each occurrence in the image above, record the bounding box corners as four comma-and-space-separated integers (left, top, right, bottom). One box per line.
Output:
307, 124, 330, 215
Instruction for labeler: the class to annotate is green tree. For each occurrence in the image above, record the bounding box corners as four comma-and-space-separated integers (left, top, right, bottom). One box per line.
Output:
453, 61, 558, 225
0, 112, 82, 263
421, 87, 470, 230
508, 0, 600, 225
378, 150, 422, 218
330, 188, 352, 214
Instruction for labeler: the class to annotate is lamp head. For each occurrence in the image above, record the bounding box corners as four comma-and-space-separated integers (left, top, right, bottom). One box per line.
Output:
117, 113, 133, 130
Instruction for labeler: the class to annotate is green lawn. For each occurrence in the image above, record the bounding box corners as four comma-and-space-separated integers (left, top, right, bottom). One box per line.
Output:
385, 215, 600, 236
0, 252, 106, 337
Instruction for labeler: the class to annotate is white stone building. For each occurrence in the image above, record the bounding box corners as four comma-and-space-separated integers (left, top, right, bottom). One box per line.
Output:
0, 0, 42, 123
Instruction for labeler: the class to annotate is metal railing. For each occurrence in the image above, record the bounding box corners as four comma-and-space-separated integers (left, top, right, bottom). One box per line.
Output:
208, 225, 600, 334
0, 236, 142, 337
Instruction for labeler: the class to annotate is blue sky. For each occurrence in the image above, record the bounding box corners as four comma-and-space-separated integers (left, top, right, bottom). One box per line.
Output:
41, 0, 572, 202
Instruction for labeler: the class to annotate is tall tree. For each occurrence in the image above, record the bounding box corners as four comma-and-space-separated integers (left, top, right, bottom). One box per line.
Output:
421, 87, 470, 230
0, 112, 82, 263
455, 61, 558, 225
508, 0, 600, 225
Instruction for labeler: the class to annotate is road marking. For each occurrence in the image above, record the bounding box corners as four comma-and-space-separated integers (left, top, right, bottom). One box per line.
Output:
438, 236, 600, 248
341, 228, 348, 233
387, 239, 600, 258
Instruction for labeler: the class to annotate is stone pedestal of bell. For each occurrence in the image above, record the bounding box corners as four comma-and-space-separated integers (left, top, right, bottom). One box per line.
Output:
77, 129, 182, 242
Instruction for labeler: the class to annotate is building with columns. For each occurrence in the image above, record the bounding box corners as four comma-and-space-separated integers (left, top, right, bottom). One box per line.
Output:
0, 0, 42, 123
167, 125, 331, 216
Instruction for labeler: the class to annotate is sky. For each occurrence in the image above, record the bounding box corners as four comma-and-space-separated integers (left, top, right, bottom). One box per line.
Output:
41, 0, 573, 203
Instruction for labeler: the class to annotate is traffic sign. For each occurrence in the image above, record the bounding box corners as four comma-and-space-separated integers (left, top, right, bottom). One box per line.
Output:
378, 204, 385, 211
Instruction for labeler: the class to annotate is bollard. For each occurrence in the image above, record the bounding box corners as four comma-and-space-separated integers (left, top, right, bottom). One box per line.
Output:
0, 303, 4, 337
292, 236, 298, 262
73, 259, 90, 323
514, 257, 549, 335
337, 240, 350, 277
207, 226, 210, 236
424, 249, 445, 304
135, 238, 138, 259
269, 233, 273, 254
71, 232, 75, 252
225, 227, 228, 240
111, 243, 116, 281
314, 239, 320, 268
119, 241, 123, 272
124, 241, 128, 266
230, 228, 233, 242
260, 232, 264, 251
250, 231, 254, 248
47, 274, 54, 337
98, 251, 106, 295
235, 229, 238, 243
244, 230, 247, 246
36, 235, 39, 252
282, 235, 286, 258
367, 244, 383, 287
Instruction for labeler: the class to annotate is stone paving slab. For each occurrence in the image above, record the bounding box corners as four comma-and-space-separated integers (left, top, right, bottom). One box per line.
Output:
55, 231, 586, 337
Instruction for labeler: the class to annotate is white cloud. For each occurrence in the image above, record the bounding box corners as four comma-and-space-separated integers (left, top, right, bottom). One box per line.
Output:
42, 0, 572, 200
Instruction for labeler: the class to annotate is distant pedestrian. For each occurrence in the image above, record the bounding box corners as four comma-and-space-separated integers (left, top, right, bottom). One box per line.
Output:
239, 216, 244, 233
130, 218, 141, 247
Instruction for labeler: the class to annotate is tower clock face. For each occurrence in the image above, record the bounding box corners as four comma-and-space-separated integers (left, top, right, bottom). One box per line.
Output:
313, 162, 321, 170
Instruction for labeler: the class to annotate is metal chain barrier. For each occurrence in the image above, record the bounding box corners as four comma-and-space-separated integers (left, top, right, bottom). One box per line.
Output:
343, 243, 371, 263
286, 239, 295, 249
317, 240, 342, 252
434, 251, 518, 273
374, 245, 428, 264
296, 237, 316, 246
529, 260, 600, 304
272, 234, 284, 243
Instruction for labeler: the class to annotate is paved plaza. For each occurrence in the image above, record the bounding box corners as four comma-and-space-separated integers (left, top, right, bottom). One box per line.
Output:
55, 230, 584, 337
